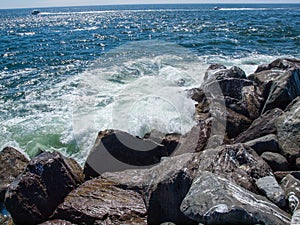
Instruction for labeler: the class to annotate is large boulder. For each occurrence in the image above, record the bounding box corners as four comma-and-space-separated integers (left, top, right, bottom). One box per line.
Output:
0, 147, 29, 203
180, 171, 291, 225
198, 65, 263, 138
52, 178, 147, 225
100, 153, 197, 225
250, 58, 300, 113
195, 144, 273, 193
276, 97, 300, 161
84, 129, 181, 179
4, 152, 84, 225
235, 108, 284, 143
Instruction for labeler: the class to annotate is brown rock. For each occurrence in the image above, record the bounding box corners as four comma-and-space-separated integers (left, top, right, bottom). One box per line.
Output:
274, 171, 300, 181
52, 178, 147, 225
5, 152, 84, 225
0, 147, 29, 203
101, 153, 197, 225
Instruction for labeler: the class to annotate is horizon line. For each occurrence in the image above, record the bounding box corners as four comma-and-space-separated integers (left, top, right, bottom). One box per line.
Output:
1, 2, 300, 10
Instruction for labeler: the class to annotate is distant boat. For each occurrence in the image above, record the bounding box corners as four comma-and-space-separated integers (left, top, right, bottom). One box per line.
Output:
31, 10, 40, 15
213, 6, 220, 10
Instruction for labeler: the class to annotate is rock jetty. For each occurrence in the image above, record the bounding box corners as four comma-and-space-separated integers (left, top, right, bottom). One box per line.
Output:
1, 58, 300, 225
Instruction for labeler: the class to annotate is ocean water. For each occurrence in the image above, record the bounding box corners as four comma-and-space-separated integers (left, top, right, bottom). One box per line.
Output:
0, 4, 299, 164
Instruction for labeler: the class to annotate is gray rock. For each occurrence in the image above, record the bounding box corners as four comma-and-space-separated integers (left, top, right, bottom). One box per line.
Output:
276, 97, 300, 161
39, 220, 74, 225
52, 178, 147, 225
0, 147, 29, 203
291, 209, 300, 225
251, 58, 300, 113
5, 151, 84, 225
243, 134, 281, 155
195, 144, 272, 193
281, 174, 300, 212
101, 153, 197, 225
255, 176, 286, 208
261, 152, 289, 171
235, 108, 284, 143
200, 65, 263, 138
180, 171, 291, 225
262, 69, 300, 113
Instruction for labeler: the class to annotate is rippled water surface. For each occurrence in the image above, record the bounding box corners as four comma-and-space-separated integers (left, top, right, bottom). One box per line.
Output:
0, 4, 299, 164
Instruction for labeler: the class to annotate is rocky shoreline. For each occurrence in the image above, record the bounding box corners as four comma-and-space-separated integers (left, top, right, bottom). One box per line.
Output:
1, 58, 300, 225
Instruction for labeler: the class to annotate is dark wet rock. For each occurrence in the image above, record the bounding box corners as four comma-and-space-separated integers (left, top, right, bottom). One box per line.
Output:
261, 152, 289, 171
101, 153, 197, 225
235, 108, 284, 143
262, 69, 300, 112
281, 174, 300, 212
243, 134, 280, 155
275, 171, 300, 181
195, 144, 272, 193
196, 65, 264, 138
256, 176, 286, 208
255, 58, 300, 73
251, 59, 300, 113
180, 171, 291, 225
296, 158, 300, 169
276, 97, 300, 161
52, 178, 147, 225
0, 147, 29, 203
39, 219, 74, 225
4, 151, 84, 225
84, 129, 181, 179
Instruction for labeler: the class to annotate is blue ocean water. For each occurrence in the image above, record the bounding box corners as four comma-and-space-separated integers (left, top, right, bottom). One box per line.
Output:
0, 4, 299, 164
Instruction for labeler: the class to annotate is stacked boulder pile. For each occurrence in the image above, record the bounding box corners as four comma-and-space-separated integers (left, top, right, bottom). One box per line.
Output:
0, 58, 300, 225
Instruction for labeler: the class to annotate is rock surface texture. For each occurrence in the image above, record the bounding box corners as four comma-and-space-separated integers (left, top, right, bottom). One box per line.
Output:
0, 147, 29, 203
180, 171, 291, 225
4, 152, 84, 225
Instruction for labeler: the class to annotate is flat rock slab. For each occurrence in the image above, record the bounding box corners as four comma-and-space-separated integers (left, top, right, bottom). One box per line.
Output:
180, 171, 291, 225
256, 176, 286, 208
52, 178, 147, 225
